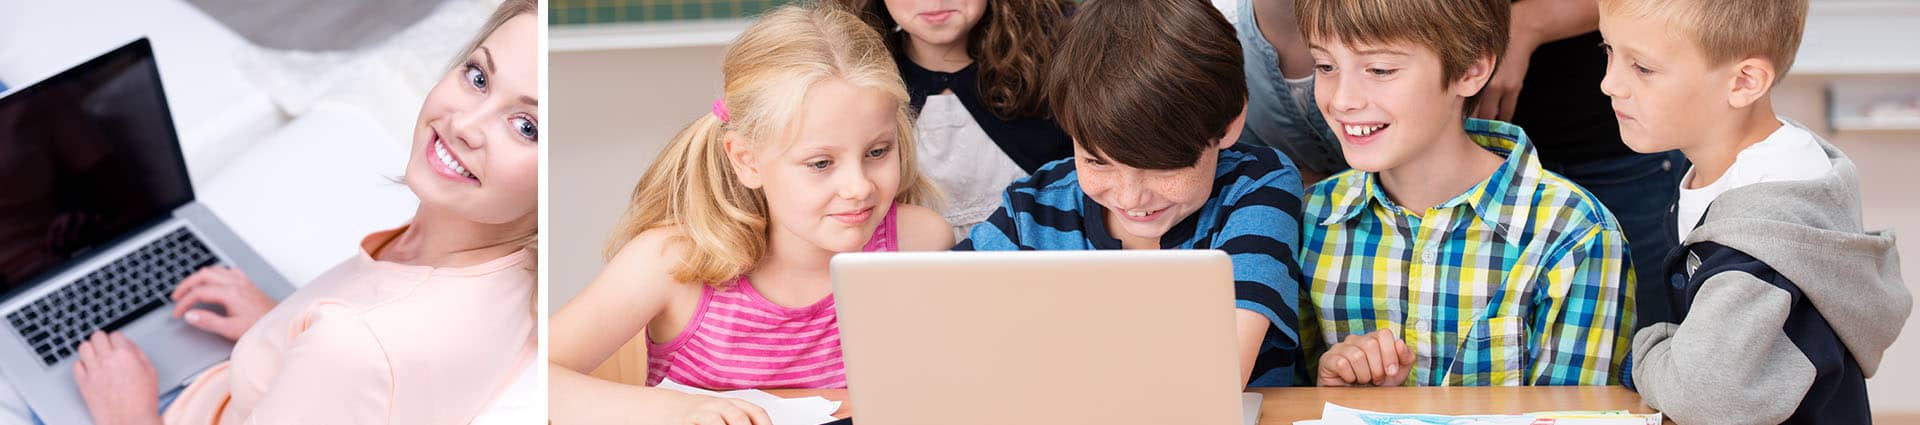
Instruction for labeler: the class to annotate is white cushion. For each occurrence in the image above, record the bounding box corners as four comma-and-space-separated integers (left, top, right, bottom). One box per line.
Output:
197, 103, 418, 285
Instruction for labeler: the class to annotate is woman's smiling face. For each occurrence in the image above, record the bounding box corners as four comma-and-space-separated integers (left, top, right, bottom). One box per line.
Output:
404, 14, 539, 225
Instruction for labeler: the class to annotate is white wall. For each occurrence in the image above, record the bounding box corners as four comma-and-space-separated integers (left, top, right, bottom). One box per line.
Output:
549, 46, 724, 310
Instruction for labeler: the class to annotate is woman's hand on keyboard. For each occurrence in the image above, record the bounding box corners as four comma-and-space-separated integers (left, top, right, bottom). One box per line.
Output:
73, 331, 163, 425
170, 266, 278, 341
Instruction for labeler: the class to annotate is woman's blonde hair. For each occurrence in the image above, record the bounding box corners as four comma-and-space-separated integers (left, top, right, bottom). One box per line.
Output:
606, 3, 936, 287
453, 0, 538, 71
456, 0, 540, 271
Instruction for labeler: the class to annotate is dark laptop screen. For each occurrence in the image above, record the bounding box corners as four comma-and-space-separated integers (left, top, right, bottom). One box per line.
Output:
0, 39, 193, 293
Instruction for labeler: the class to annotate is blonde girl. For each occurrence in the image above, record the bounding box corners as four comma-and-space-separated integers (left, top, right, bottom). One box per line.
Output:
549, 4, 951, 425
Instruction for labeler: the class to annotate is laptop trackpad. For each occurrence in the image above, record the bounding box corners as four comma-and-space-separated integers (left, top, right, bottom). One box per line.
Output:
121, 312, 232, 387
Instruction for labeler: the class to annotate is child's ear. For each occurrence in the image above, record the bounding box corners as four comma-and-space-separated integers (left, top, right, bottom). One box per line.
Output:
1217, 102, 1249, 150
1727, 57, 1777, 109
1452, 54, 1499, 98
722, 131, 765, 189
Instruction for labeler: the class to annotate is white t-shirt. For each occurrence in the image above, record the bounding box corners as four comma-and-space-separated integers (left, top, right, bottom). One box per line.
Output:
1676, 118, 1832, 241
915, 94, 1029, 240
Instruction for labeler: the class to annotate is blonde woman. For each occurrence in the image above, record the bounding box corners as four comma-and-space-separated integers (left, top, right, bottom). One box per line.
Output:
64, 1, 539, 424
549, 4, 953, 424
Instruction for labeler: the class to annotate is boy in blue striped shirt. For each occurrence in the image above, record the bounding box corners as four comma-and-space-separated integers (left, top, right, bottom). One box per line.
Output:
953, 0, 1308, 387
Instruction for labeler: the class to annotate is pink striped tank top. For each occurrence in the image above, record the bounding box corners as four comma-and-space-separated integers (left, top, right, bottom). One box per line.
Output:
646, 205, 899, 390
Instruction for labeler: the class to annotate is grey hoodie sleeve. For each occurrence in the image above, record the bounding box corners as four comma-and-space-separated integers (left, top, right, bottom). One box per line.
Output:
1631, 270, 1815, 425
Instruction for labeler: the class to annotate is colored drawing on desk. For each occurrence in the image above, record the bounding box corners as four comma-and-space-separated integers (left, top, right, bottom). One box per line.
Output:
1299, 403, 1661, 425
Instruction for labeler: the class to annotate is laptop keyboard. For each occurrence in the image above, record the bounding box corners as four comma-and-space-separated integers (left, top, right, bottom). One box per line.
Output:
5, 227, 220, 366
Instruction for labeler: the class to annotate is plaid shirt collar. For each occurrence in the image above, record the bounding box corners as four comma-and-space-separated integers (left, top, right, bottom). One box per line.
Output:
1319, 119, 1543, 246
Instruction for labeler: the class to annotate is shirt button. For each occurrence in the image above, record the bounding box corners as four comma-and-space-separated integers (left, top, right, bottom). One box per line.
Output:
1661, 160, 1673, 171
1421, 249, 1438, 263
1415, 321, 1431, 333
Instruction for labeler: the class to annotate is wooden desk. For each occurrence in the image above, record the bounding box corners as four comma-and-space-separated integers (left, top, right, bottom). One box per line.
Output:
768, 386, 1671, 424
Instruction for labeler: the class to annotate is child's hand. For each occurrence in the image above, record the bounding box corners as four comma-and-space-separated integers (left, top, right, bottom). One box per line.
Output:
1318, 329, 1415, 387
668, 393, 772, 425
170, 266, 278, 342
72, 331, 163, 425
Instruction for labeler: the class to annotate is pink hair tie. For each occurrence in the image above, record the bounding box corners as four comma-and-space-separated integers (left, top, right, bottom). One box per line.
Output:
712, 99, 731, 123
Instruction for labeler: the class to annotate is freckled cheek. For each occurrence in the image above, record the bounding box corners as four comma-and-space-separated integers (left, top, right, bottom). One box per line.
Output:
1078, 171, 1113, 198
1165, 174, 1206, 206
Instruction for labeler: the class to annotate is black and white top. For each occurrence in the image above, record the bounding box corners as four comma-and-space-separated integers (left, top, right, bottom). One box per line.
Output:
914, 93, 1029, 237
898, 51, 1074, 237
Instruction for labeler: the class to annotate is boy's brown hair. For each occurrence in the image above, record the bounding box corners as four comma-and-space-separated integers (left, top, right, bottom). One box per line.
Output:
1599, 0, 1809, 81
1295, 0, 1509, 101
1043, 0, 1245, 170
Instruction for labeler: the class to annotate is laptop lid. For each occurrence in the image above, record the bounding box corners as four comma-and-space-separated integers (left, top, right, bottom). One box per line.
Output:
0, 38, 193, 298
831, 250, 1244, 425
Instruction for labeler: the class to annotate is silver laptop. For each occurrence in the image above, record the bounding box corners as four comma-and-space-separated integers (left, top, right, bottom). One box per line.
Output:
0, 38, 293, 424
832, 250, 1248, 425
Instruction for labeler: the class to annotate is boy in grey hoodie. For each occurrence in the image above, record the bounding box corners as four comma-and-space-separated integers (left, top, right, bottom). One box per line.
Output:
1596, 0, 1912, 423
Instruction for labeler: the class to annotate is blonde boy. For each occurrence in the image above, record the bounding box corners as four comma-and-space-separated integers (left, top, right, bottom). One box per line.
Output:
1598, 0, 1911, 423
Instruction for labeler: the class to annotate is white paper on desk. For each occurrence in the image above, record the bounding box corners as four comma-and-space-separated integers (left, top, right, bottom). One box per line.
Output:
654, 378, 842, 425
1312, 402, 1662, 425
1243, 392, 1264, 425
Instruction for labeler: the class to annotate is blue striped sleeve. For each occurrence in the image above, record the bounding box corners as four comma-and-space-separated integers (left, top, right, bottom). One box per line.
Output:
1217, 149, 1305, 342
954, 187, 1024, 251
1212, 149, 1307, 388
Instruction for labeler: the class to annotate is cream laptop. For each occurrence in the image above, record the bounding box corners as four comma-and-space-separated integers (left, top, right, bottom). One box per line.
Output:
831, 250, 1247, 425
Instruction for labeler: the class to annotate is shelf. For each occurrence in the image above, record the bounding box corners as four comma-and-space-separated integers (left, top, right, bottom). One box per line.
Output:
550, 19, 752, 52
1826, 75, 1920, 134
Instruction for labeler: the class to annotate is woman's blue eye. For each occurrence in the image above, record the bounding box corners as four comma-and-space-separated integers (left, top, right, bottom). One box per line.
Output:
808, 159, 831, 170
1315, 64, 1335, 73
512, 116, 538, 142
866, 147, 889, 159
466, 64, 488, 90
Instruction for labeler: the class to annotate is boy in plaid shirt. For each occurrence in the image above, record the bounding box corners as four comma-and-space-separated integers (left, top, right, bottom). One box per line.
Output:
1294, 0, 1634, 387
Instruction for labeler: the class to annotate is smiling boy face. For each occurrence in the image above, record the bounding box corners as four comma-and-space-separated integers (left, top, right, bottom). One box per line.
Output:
1293, 0, 1508, 173
1041, 0, 1250, 248
1073, 112, 1243, 248
1309, 38, 1493, 173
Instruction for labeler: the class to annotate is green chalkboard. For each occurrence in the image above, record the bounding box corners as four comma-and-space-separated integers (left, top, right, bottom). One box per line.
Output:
550, 0, 804, 25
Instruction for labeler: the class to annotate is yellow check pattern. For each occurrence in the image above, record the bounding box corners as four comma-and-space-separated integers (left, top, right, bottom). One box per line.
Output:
1299, 119, 1634, 387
